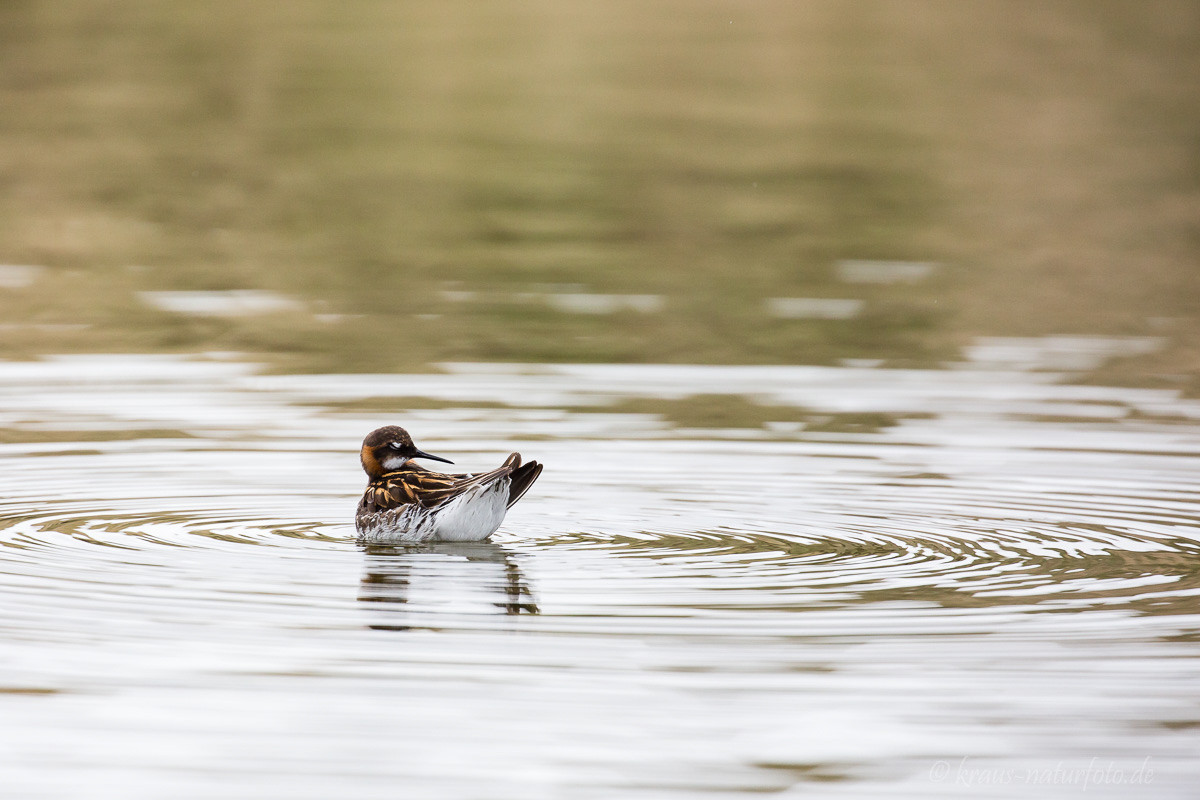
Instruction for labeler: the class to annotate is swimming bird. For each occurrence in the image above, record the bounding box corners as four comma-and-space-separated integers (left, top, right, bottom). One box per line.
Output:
355, 425, 543, 544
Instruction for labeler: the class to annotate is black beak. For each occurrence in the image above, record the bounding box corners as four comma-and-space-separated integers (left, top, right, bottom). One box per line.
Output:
413, 448, 454, 465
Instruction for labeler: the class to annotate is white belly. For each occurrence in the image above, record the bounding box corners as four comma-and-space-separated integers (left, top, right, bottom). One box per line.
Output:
358, 477, 510, 544
425, 479, 510, 542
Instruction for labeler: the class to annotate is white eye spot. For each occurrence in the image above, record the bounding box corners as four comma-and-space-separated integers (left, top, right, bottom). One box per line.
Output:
381, 454, 409, 470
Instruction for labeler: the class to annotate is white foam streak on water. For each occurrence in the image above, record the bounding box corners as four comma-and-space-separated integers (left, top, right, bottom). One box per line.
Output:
138, 290, 307, 316
1, 352, 1199, 798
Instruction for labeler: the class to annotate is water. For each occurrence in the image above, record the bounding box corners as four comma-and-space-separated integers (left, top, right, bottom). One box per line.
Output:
2, 346, 1199, 798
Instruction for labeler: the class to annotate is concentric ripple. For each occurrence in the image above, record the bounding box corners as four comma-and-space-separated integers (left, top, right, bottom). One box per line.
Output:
2, 357, 1200, 799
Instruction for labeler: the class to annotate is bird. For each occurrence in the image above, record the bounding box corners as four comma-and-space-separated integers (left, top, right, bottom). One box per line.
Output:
355, 425, 543, 544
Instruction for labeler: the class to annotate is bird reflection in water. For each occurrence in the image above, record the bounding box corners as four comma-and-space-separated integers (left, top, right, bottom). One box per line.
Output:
359, 541, 537, 630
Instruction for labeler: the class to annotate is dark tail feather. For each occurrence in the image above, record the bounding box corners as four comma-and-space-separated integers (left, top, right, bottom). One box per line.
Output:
506, 460, 543, 509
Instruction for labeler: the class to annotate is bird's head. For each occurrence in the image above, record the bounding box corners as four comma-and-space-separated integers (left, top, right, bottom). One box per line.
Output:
360, 425, 453, 479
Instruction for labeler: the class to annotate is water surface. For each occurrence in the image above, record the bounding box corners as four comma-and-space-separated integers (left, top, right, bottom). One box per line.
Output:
1, 347, 1199, 798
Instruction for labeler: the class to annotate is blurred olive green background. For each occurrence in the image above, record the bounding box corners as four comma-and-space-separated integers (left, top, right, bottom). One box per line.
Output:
1, 1, 1197, 382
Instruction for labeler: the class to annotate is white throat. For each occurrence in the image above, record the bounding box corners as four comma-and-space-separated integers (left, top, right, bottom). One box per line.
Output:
381, 455, 410, 471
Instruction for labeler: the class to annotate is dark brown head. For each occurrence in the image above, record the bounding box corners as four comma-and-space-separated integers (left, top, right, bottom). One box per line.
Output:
360, 425, 453, 479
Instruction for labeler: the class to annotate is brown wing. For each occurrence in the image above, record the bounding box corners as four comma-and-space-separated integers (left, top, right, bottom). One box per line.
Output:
361, 454, 543, 515
363, 459, 519, 513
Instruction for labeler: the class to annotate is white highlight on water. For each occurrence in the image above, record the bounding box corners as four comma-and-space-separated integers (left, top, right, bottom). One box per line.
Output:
765, 297, 865, 319
138, 290, 305, 316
